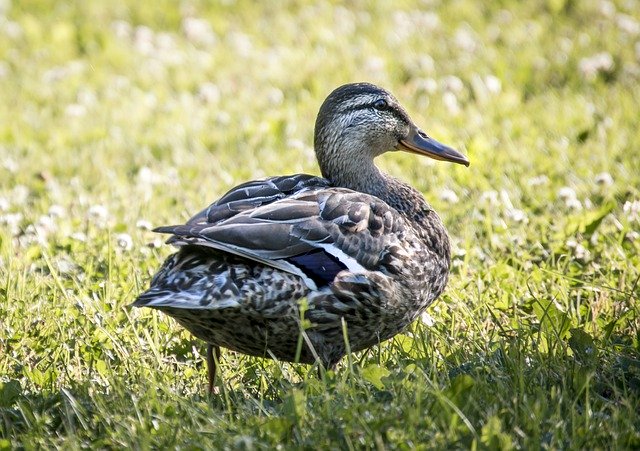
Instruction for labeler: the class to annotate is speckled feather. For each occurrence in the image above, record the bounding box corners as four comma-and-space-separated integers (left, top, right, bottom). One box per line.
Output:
132, 82, 466, 369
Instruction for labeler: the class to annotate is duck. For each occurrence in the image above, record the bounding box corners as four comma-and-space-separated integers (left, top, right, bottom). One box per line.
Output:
132, 82, 469, 393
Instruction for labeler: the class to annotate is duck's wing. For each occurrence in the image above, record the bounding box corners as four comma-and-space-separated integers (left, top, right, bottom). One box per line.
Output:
155, 179, 408, 290
185, 174, 330, 225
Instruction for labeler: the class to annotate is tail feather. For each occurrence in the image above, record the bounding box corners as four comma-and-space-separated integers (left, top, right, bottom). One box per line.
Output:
133, 247, 310, 312
130, 287, 240, 310
131, 249, 245, 310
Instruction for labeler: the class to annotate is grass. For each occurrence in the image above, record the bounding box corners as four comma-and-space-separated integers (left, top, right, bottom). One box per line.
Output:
1, 0, 639, 448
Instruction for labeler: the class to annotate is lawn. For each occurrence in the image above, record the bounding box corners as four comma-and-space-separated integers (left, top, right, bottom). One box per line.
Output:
1, 0, 639, 448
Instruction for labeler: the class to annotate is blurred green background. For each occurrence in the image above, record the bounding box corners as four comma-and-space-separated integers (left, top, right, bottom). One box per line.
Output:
1, 0, 639, 448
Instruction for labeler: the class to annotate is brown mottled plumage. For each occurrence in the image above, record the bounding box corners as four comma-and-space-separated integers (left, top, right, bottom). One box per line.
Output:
132, 83, 469, 393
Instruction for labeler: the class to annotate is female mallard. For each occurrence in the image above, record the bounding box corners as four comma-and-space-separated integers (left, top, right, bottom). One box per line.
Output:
133, 82, 469, 392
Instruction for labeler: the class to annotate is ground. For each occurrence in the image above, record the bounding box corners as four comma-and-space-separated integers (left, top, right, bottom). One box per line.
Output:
1, 0, 639, 448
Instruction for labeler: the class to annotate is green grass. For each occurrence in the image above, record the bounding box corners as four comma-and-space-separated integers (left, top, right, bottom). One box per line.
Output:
1, 0, 639, 448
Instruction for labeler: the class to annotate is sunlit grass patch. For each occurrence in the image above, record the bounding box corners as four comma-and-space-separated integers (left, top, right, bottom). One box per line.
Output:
1, 0, 639, 448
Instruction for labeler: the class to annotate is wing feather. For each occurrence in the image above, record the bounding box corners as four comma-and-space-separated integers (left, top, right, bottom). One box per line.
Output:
155, 175, 408, 288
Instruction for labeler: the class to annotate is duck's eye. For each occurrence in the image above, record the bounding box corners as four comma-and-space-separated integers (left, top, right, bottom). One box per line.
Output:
373, 99, 389, 111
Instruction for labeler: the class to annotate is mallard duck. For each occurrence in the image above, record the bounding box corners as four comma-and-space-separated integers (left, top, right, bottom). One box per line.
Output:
132, 82, 469, 393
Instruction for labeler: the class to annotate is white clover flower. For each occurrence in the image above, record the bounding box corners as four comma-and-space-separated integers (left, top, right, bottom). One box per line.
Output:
88, 205, 109, 222
623, 200, 640, 222
617, 14, 640, 35
573, 243, 590, 261
2, 157, 18, 173
594, 172, 614, 186
42, 61, 85, 83
112, 75, 131, 91
36, 215, 57, 234
565, 198, 583, 211
416, 55, 435, 73
441, 75, 464, 93
136, 219, 153, 231
452, 246, 467, 258
419, 11, 440, 29
528, 175, 549, 187
228, 32, 252, 57
415, 78, 438, 94
454, 27, 477, 53
439, 188, 459, 204
558, 186, 577, 200
286, 139, 305, 151
21, 225, 47, 246
116, 233, 133, 251
215, 111, 231, 126
266, 88, 284, 106
625, 231, 639, 242
333, 7, 356, 35
111, 20, 132, 39
164, 167, 180, 186
499, 190, 514, 209
155, 32, 175, 50
484, 75, 502, 94
155, 33, 183, 66
56, 257, 76, 275
134, 26, 155, 55
579, 52, 614, 80
197, 82, 221, 104
48, 205, 65, 218
70, 232, 87, 242
137, 166, 163, 185
598, 0, 615, 17
364, 56, 385, 76
420, 312, 436, 327
442, 91, 460, 115
558, 187, 582, 209
182, 17, 216, 46
12, 185, 29, 205
451, 244, 466, 268
473, 247, 488, 262
0, 212, 22, 235
470, 74, 490, 102
143, 92, 158, 109
77, 89, 97, 107
3, 21, 24, 40
479, 190, 499, 206
0, 196, 8, 211
506, 208, 528, 223
65, 103, 86, 117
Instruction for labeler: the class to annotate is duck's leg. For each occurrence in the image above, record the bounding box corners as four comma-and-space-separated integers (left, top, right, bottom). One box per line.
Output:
317, 360, 339, 379
206, 344, 221, 395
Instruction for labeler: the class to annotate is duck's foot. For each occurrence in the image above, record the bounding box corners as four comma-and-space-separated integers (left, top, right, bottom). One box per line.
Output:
206, 344, 221, 395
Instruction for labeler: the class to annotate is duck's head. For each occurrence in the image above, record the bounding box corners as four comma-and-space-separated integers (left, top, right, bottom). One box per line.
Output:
314, 82, 469, 183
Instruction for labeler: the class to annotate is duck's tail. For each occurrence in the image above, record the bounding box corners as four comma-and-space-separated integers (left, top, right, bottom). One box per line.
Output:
130, 249, 242, 310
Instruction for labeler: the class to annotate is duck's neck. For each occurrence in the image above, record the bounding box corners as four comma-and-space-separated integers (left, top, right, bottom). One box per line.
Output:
322, 154, 387, 197
318, 146, 425, 217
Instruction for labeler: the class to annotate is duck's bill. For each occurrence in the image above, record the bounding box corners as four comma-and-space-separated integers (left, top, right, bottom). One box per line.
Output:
398, 127, 469, 167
